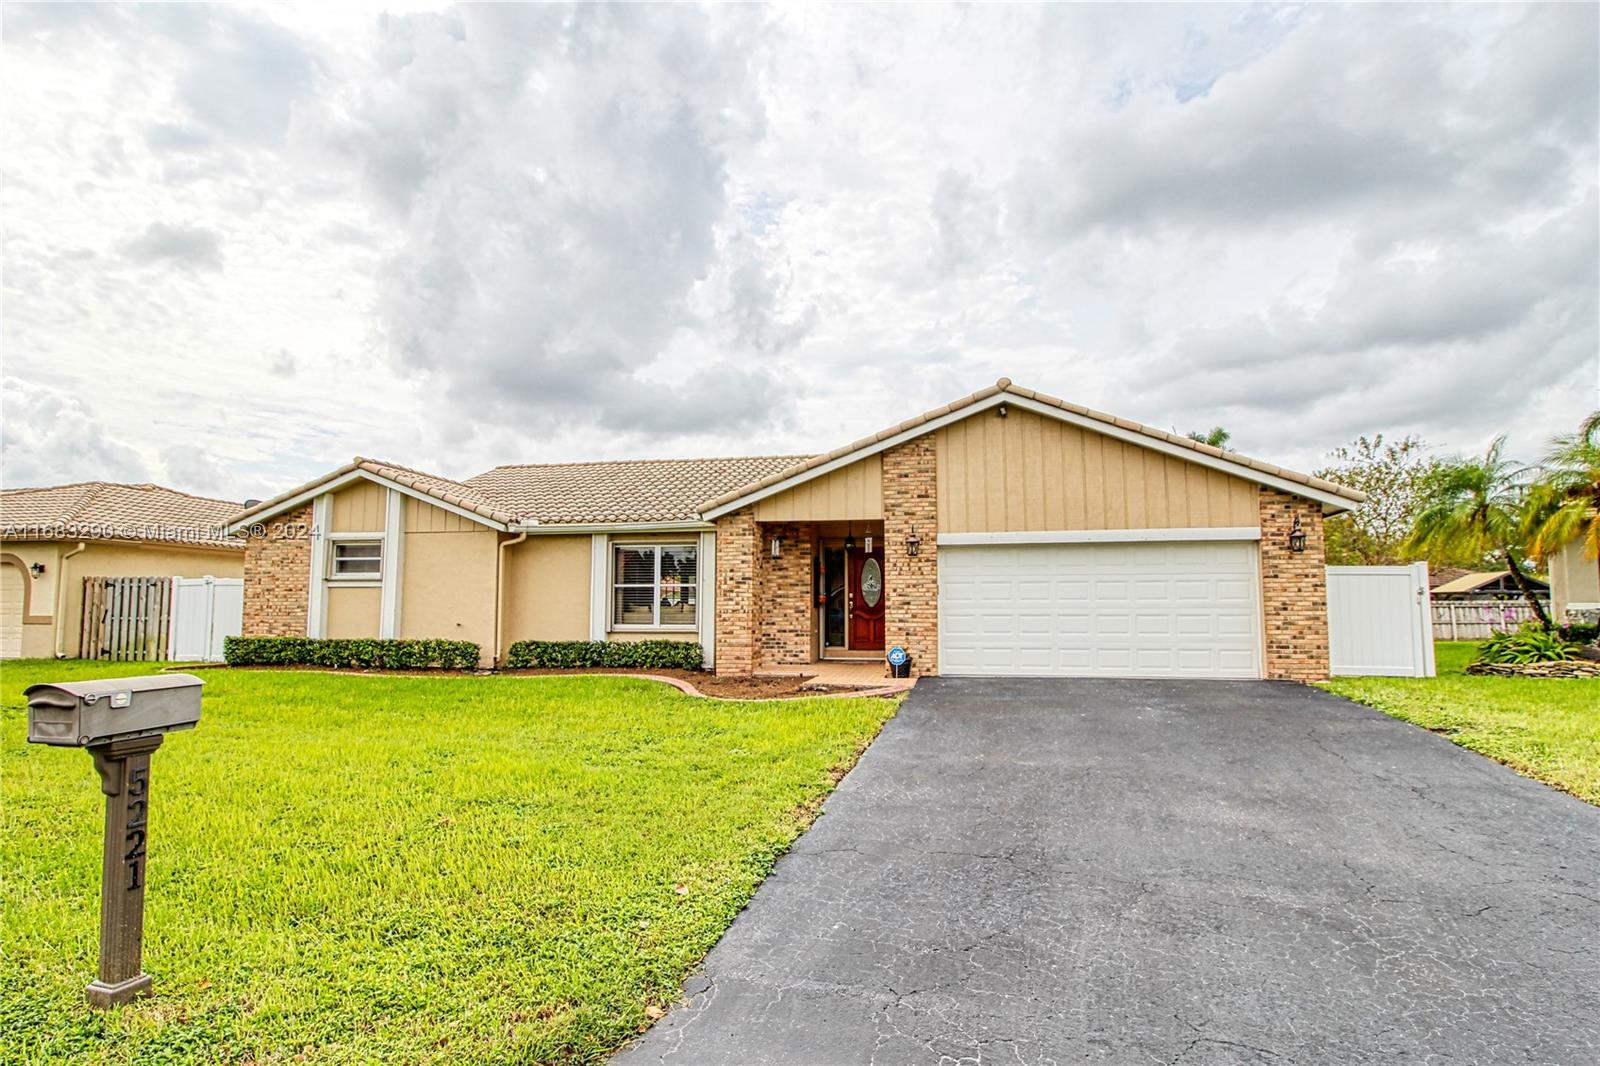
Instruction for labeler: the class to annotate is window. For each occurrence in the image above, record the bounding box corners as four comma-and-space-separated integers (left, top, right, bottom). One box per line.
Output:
330, 540, 382, 579
613, 543, 697, 628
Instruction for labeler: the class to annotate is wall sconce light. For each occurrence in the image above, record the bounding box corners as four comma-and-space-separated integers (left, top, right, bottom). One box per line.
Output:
770, 536, 782, 559
30, 562, 45, 576
997, 402, 1009, 418
1287, 516, 1307, 554
906, 531, 920, 557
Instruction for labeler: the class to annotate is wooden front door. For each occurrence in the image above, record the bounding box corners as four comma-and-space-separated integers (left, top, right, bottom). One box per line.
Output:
849, 548, 886, 650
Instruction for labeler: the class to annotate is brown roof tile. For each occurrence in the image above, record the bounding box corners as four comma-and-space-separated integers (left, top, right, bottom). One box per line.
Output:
1, 482, 244, 548
463, 456, 807, 525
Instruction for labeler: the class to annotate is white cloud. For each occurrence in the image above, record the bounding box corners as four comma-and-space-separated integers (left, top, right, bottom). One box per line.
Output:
0, 2, 1595, 502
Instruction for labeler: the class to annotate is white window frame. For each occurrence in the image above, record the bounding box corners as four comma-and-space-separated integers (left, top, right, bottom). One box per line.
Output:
610, 542, 698, 631
327, 534, 383, 584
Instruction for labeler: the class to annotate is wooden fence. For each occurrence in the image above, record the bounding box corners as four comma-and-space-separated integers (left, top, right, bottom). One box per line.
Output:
1431, 600, 1542, 641
80, 577, 173, 661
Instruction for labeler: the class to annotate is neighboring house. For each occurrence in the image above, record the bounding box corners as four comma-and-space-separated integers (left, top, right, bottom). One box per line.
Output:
1549, 538, 1600, 625
229, 379, 1364, 681
1430, 571, 1550, 601
0, 482, 245, 659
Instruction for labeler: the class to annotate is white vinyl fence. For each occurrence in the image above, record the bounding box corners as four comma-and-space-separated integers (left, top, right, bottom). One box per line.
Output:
169, 577, 244, 662
1325, 563, 1436, 677
1431, 601, 1541, 641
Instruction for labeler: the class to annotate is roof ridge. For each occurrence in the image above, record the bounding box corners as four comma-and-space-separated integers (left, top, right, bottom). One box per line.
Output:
470, 454, 812, 475
696, 376, 1366, 514
0, 480, 241, 507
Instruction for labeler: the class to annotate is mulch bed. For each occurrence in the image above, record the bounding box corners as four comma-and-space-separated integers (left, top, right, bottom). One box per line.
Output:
502, 667, 839, 699
209, 664, 890, 699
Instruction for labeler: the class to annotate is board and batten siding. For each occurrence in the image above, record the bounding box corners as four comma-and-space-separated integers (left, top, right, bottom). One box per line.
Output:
400, 497, 499, 651
754, 454, 883, 522
935, 407, 1259, 533
328, 480, 387, 533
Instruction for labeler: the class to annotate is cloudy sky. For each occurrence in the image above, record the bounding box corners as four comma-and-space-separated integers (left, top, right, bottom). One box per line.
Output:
3, 2, 1596, 503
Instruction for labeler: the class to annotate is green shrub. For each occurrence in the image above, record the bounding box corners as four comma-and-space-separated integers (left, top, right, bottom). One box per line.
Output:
224, 637, 481, 670
504, 639, 704, 671
1474, 625, 1581, 665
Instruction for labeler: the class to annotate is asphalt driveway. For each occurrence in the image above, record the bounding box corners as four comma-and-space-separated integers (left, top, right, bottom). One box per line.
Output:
617, 678, 1600, 1065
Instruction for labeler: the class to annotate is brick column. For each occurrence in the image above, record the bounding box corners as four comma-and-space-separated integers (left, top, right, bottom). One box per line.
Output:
1259, 489, 1329, 682
755, 523, 814, 668
883, 436, 939, 676
714, 508, 759, 675
242, 504, 312, 637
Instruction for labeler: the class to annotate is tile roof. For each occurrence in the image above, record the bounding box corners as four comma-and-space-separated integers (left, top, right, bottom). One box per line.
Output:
0, 482, 244, 548
698, 378, 1367, 513
463, 456, 808, 525
226, 377, 1365, 533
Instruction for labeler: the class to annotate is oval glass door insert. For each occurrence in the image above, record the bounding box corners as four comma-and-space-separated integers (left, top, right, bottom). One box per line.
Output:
861, 558, 882, 607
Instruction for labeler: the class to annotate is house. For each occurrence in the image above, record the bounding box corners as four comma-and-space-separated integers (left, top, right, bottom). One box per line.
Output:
0, 482, 245, 659
1429, 571, 1550, 601
1549, 538, 1600, 625
226, 379, 1365, 681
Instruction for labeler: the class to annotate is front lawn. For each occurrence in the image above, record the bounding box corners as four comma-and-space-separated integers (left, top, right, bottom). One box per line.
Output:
0, 661, 899, 1064
1322, 641, 1600, 805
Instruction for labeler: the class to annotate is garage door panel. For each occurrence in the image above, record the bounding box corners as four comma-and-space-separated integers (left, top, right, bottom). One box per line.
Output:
940, 541, 1261, 679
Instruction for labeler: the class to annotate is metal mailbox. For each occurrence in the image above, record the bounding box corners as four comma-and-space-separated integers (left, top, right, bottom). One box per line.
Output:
25, 674, 203, 748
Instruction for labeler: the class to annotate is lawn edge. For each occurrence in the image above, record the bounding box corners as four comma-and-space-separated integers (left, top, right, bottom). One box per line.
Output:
1315, 681, 1599, 809
629, 694, 905, 1043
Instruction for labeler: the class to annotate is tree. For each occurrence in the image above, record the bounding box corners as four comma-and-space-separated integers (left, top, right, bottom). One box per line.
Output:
1185, 427, 1231, 449
1405, 437, 1551, 628
1527, 409, 1600, 564
1314, 435, 1469, 567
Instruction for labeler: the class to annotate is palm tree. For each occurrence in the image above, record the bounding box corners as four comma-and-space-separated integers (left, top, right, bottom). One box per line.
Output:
1406, 437, 1551, 629
1186, 426, 1231, 449
1527, 409, 1600, 564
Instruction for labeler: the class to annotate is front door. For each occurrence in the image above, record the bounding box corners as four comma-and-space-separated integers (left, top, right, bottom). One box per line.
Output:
849, 548, 886, 650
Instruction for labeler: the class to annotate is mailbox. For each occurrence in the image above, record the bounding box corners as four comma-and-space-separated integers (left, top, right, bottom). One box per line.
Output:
24, 672, 203, 1007
26, 674, 202, 748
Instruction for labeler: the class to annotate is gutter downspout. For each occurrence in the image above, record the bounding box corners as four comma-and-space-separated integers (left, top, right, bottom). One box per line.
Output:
494, 531, 528, 668
54, 542, 88, 658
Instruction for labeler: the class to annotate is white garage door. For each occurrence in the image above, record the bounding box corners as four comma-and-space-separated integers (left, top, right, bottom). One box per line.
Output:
1, 563, 25, 660
939, 540, 1262, 678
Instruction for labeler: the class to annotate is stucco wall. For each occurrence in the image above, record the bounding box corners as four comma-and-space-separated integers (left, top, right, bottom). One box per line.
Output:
755, 455, 883, 522
325, 585, 381, 638
1551, 538, 1600, 622
935, 407, 1259, 532
501, 534, 591, 645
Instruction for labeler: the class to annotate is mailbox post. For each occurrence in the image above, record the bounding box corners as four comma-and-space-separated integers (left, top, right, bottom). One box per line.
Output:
25, 674, 202, 1008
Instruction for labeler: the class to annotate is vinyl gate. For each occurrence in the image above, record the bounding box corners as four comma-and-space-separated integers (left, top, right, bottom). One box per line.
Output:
80, 575, 243, 662
1326, 563, 1436, 677
81, 577, 174, 661
169, 577, 244, 661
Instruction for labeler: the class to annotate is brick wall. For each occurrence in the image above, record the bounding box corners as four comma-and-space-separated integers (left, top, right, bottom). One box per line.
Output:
242, 504, 312, 637
714, 508, 759, 675
1259, 489, 1329, 682
883, 436, 939, 676
755, 522, 814, 668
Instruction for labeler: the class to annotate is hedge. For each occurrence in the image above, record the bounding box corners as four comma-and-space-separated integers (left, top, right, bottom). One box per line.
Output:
504, 639, 704, 671
224, 637, 481, 671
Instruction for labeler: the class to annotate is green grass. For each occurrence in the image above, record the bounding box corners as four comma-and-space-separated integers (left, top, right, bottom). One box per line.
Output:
1322, 641, 1600, 805
0, 661, 900, 1064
